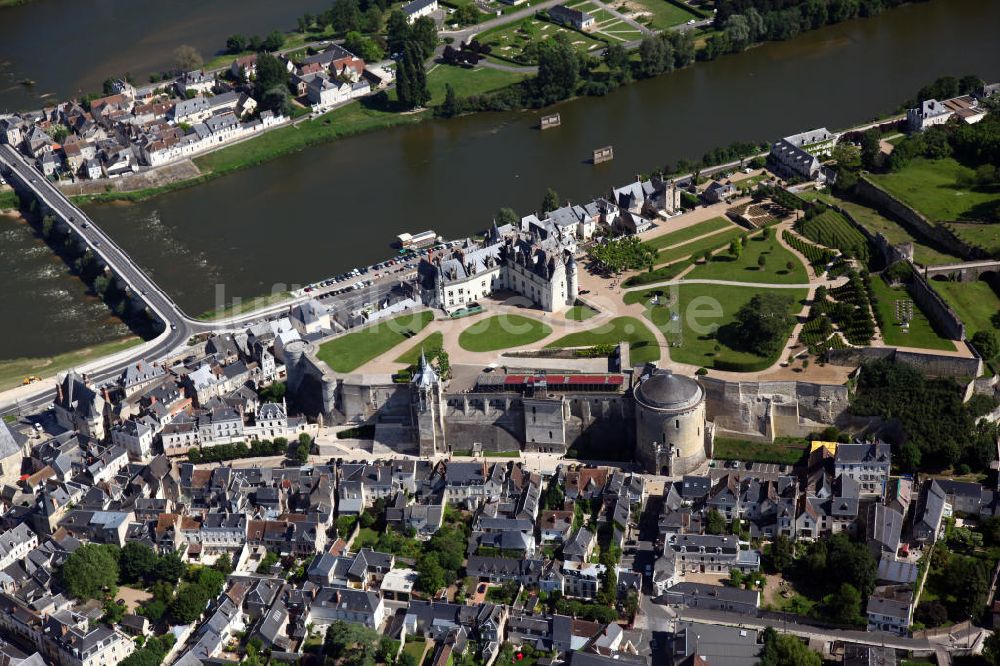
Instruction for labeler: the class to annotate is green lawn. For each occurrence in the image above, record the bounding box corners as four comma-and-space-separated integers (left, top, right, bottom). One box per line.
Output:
932, 278, 1000, 338
0, 190, 19, 212
565, 305, 598, 321
395, 331, 445, 365
948, 222, 1000, 256
644, 216, 735, 251
656, 227, 746, 265
627, 0, 702, 30
401, 640, 429, 665
424, 64, 529, 105
545, 316, 660, 365
872, 157, 1000, 222
685, 231, 808, 285
659, 284, 807, 370
713, 436, 809, 465
458, 314, 552, 352
869, 276, 955, 351
0, 337, 142, 391
316, 311, 434, 372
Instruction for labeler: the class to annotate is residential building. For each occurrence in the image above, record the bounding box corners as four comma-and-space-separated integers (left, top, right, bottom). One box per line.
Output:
549, 4, 596, 30
402, 0, 438, 23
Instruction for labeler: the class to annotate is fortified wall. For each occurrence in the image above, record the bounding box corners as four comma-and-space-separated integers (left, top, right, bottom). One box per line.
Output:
825, 346, 981, 379
856, 177, 985, 260
908, 268, 966, 341
700, 378, 850, 442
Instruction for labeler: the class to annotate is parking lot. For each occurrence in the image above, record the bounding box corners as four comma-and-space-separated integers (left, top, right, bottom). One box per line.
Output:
710, 460, 790, 482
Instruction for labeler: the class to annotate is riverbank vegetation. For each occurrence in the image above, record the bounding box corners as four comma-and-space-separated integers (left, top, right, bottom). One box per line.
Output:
0, 337, 141, 392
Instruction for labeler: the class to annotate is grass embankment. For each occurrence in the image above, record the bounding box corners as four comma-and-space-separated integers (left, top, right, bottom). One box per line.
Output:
868, 277, 955, 351
713, 436, 809, 465
196, 291, 292, 320
685, 231, 808, 285
656, 227, 745, 265
932, 279, 1000, 337
395, 332, 445, 365
316, 311, 434, 372
644, 216, 735, 251
0, 337, 142, 391
545, 316, 660, 365
0, 190, 19, 211
565, 305, 598, 321
872, 157, 1000, 223
458, 314, 552, 352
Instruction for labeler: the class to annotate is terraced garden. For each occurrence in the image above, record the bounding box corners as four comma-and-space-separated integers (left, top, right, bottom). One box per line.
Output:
783, 230, 836, 267
797, 189, 962, 266
545, 316, 660, 364
655, 227, 745, 265
797, 209, 871, 264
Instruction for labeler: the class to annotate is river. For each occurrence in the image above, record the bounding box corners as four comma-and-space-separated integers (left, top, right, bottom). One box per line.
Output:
5, 0, 1000, 357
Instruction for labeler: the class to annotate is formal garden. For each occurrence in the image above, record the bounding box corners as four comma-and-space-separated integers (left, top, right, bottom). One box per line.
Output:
544, 315, 660, 365
643, 216, 736, 251
458, 313, 553, 352
684, 227, 808, 284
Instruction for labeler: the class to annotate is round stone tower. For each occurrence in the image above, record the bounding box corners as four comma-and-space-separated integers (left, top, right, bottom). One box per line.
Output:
283, 339, 315, 396
633, 369, 707, 475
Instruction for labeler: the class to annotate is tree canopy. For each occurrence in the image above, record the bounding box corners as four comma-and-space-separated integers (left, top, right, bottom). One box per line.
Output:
60, 543, 119, 600
733, 292, 795, 357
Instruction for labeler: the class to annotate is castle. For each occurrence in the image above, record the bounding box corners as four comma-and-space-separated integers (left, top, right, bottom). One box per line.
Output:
417, 217, 578, 313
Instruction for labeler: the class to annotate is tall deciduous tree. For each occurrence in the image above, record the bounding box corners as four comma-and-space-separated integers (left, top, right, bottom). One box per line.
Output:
60, 544, 119, 600
173, 45, 203, 72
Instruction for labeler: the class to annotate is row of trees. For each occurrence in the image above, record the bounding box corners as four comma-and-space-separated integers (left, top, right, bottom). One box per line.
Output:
225, 31, 286, 55
186, 436, 289, 463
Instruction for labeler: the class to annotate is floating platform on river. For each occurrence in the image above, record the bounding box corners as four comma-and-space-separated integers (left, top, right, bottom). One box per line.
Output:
540, 113, 561, 130
396, 229, 439, 249
592, 146, 613, 165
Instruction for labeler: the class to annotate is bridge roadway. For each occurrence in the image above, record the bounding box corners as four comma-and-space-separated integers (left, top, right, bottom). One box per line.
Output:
0, 144, 399, 418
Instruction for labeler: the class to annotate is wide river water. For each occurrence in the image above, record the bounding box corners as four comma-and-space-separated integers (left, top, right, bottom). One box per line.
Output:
3, 0, 1000, 360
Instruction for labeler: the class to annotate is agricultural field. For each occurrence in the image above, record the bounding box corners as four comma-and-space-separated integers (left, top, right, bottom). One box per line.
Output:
644, 216, 735, 251
798, 189, 962, 266
545, 316, 660, 364
642, 283, 807, 370
932, 278, 1000, 338
797, 209, 871, 263
868, 277, 955, 351
479, 17, 607, 65
655, 227, 745, 265
620, 0, 702, 30
872, 157, 1000, 222
685, 230, 808, 285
